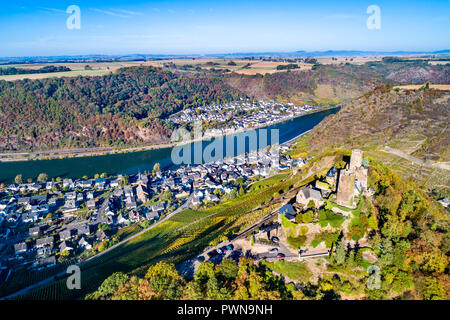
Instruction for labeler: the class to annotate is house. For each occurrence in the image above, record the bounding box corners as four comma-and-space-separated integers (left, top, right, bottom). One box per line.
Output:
151, 202, 165, 213
65, 192, 77, 200
63, 179, 74, 189
87, 199, 96, 209
125, 200, 137, 210
48, 197, 59, 207
22, 212, 39, 223
96, 230, 108, 241
35, 256, 56, 268
79, 180, 93, 189
315, 180, 331, 197
77, 223, 93, 236
438, 197, 449, 208
62, 200, 78, 214
279, 204, 297, 222
79, 237, 92, 250
14, 242, 27, 255
191, 196, 202, 206
59, 241, 73, 252
296, 187, 323, 209
59, 229, 74, 241
136, 185, 149, 203
205, 192, 219, 202
145, 210, 159, 221
129, 210, 141, 223
36, 236, 54, 248
95, 178, 106, 190
117, 214, 130, 226
17, 197, 30, 206
76, 193, 84, 203
124, 185, 134, 198
29, 226, 41, 237
136, 173, 149, 186
175, 190, 190, 199
326, 167, 338, 185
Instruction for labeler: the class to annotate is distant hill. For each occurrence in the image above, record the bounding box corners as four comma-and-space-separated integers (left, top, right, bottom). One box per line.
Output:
225, 61, 449, 103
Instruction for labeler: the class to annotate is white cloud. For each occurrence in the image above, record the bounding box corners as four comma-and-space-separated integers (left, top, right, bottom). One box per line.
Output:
110, 9, 144, 16
91, 8, 131, 18
40, 7, 66, 14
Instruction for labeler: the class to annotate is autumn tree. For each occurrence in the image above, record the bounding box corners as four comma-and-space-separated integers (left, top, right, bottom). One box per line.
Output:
37, 173, 48, 183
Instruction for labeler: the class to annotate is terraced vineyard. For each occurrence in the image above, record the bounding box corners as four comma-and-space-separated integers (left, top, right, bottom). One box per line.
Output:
14, 169, 305, 300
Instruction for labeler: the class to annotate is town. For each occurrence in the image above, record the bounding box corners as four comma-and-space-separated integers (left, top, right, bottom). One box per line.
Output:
168, 99, 322, 137
0, 145, 305, 283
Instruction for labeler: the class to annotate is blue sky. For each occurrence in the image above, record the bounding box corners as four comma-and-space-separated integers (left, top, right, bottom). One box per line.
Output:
0, 0, 449, 57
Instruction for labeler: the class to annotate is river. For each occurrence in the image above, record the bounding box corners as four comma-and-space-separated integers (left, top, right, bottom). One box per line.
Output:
0, 107, 338, 184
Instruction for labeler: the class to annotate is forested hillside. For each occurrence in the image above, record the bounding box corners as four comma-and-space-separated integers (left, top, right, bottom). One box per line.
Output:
0, 67, 242, 151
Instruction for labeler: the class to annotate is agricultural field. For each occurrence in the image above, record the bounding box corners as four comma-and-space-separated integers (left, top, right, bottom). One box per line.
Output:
317, 56, 382, 65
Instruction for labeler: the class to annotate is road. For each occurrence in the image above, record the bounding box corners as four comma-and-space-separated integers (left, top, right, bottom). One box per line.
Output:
1, 192, 194, 300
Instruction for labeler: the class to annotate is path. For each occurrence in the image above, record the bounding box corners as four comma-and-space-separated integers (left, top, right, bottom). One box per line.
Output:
1, 193, 194, 300
383, 146, 450, 171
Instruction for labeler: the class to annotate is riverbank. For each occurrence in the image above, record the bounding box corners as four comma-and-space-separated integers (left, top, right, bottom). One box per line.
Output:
0, 106, 338, 163
0, 107, 339, 184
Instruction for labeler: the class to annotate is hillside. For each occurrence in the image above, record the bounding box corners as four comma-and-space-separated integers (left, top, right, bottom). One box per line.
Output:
0, 67, 242, 151
225, 62, 450, 103
307, 86, 450, 162
225, 63, 389, 104
0, 61, 448, 153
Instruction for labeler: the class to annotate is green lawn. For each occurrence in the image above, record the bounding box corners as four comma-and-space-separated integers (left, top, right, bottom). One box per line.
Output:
262, 260, 312, 283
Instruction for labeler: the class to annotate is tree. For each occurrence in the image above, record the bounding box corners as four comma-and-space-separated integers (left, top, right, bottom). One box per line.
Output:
119, 175, 129, 187
97, 272, 129, 297
37, 173, 48, 183
152, 162, 161, 175
335, 239, 347, 264
217, 258, 239, 280
145, 262, 185, 299
182, 280, 204, 300
14, 174, 23, 184
112, 276, 139, 300
422, 277, 447, 300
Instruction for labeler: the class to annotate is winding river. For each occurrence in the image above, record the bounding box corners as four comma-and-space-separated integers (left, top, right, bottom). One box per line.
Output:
0, 107, 338, 184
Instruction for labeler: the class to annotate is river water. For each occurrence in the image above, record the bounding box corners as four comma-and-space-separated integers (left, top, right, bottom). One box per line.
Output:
0, 107, 338, 183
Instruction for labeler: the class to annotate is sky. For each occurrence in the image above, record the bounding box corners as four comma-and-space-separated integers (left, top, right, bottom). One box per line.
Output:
0, 0, 449, 57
